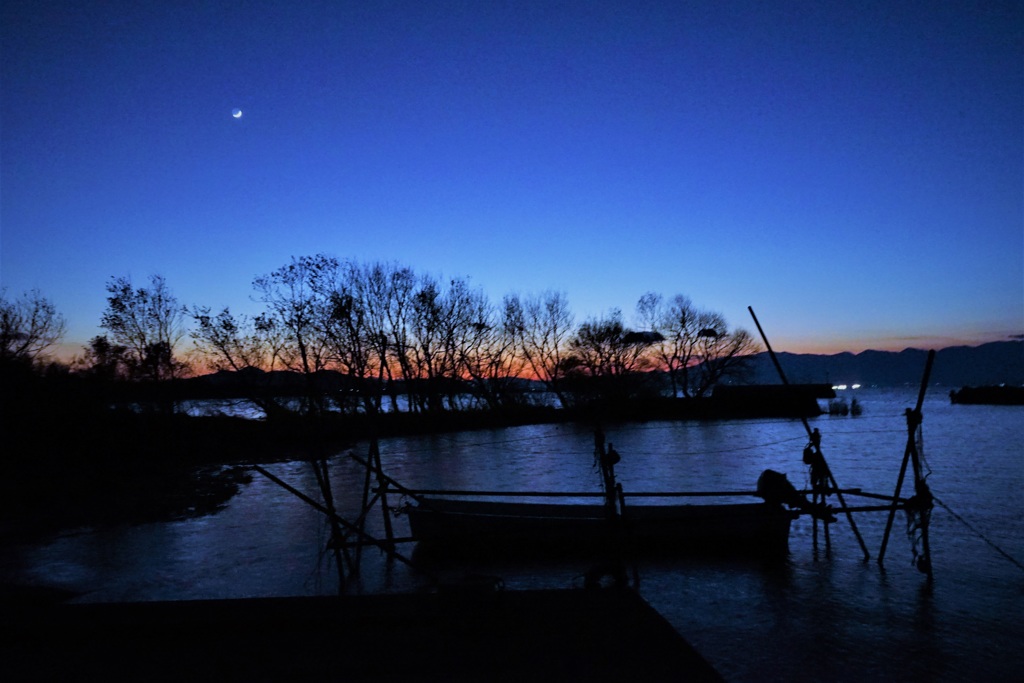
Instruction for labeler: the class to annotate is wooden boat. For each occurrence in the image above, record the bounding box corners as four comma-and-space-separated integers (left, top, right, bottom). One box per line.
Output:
403, 431, 811, 561
406, 495, 797, 559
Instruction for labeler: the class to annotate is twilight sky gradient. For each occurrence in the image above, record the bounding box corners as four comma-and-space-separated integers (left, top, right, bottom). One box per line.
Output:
3, 1, 1022, 357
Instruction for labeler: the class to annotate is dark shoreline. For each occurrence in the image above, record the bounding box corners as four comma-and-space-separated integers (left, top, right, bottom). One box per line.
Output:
0, 408, 546, 542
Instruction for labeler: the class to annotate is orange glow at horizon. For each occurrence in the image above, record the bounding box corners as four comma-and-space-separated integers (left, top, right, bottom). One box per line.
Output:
49, 332, 1018, 374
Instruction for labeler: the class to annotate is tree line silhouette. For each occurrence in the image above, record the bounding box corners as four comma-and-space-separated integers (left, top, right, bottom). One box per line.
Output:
2, 255, 759, 420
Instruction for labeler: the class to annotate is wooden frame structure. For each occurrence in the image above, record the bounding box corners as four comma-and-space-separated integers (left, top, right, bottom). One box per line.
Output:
249, 309, 937, 590
749, 307, 935, 577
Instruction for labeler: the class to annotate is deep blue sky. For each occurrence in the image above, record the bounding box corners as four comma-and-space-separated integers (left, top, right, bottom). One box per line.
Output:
3, 1, 1021, 356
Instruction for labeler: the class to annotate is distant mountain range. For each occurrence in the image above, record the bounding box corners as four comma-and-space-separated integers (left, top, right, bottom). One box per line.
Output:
744, 341, 1023, 387
175, 341, 1021, 399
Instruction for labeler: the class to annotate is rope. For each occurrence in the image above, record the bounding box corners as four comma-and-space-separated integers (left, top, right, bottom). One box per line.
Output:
378, 431, 554, 456
379, 430, 810, 459
932, 494, 1024, 574
377, 418, 908, 459
628, 435, 808, 457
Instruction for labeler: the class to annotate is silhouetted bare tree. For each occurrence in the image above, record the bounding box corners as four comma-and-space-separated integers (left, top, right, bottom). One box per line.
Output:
184, 256, 761, 419
77, 335, 130, 381
563, 309, 660, 406
638, 292, 758, 397
100, 275, 188, 382
409, 275, 474, 412
192, 308, 288, 373
347, 261, 397, 415
191, 307, 292, 418
377, 263, 418, 413
450, 282, 522, 411
509, 290, 575, 407
462, 294, 529, 409
690, 316, 759, 397
0, 288, 66, 367
636, 292, 700, 398
253, 256, 334, 416
318, 259, 393, 415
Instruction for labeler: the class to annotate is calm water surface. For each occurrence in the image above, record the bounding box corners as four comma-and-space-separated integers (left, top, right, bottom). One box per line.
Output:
4, 388, 1022, 681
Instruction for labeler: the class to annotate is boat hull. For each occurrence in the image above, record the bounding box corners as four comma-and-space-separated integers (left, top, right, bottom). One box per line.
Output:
407, 498, 795, 559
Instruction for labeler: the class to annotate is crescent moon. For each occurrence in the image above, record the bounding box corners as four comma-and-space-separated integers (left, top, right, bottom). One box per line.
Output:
232, 108, 243, 119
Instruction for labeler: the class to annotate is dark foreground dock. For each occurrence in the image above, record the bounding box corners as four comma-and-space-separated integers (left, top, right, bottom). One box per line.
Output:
2, 588, 722, 682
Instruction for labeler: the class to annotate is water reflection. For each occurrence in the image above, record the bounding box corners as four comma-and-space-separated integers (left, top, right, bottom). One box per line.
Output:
3, 389, 1022, 681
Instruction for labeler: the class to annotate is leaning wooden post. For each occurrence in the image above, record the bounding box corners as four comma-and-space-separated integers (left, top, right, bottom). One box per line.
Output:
325, 459, 355, 579
908, 407, 934, 580
252, 465, 431, 580
804, 431, 830, 556
353, 438, 394, 563
877, 421, 915, 565
812, 497, 819, 553
748, 306, 871, 561
356, 442, 374, 566
371, 437, 396, 554
878, 350, 934, 574
310, 458, 350, 588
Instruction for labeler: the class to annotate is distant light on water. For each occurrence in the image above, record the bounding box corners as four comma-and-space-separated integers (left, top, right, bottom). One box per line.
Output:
831, 384, 862, 391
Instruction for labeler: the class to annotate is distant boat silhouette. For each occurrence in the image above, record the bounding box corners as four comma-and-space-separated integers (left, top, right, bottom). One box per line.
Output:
828, 398, 849, 415
949, 385, 1024, 405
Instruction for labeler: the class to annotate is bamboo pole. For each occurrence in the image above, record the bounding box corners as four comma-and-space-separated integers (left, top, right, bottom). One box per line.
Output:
802, 489, 907, 502
356, 440, 374, 566
369, 438, 396, 553
350, 454, 423, 499
383, 488, 763, 498
251, 465, 430, 580
748, 306, 871, 561
811, 504, 906, 514
310, 459, 350, 588
877, 430, 915, 564
331, 536, 417, 549
878, 349, 935, 573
